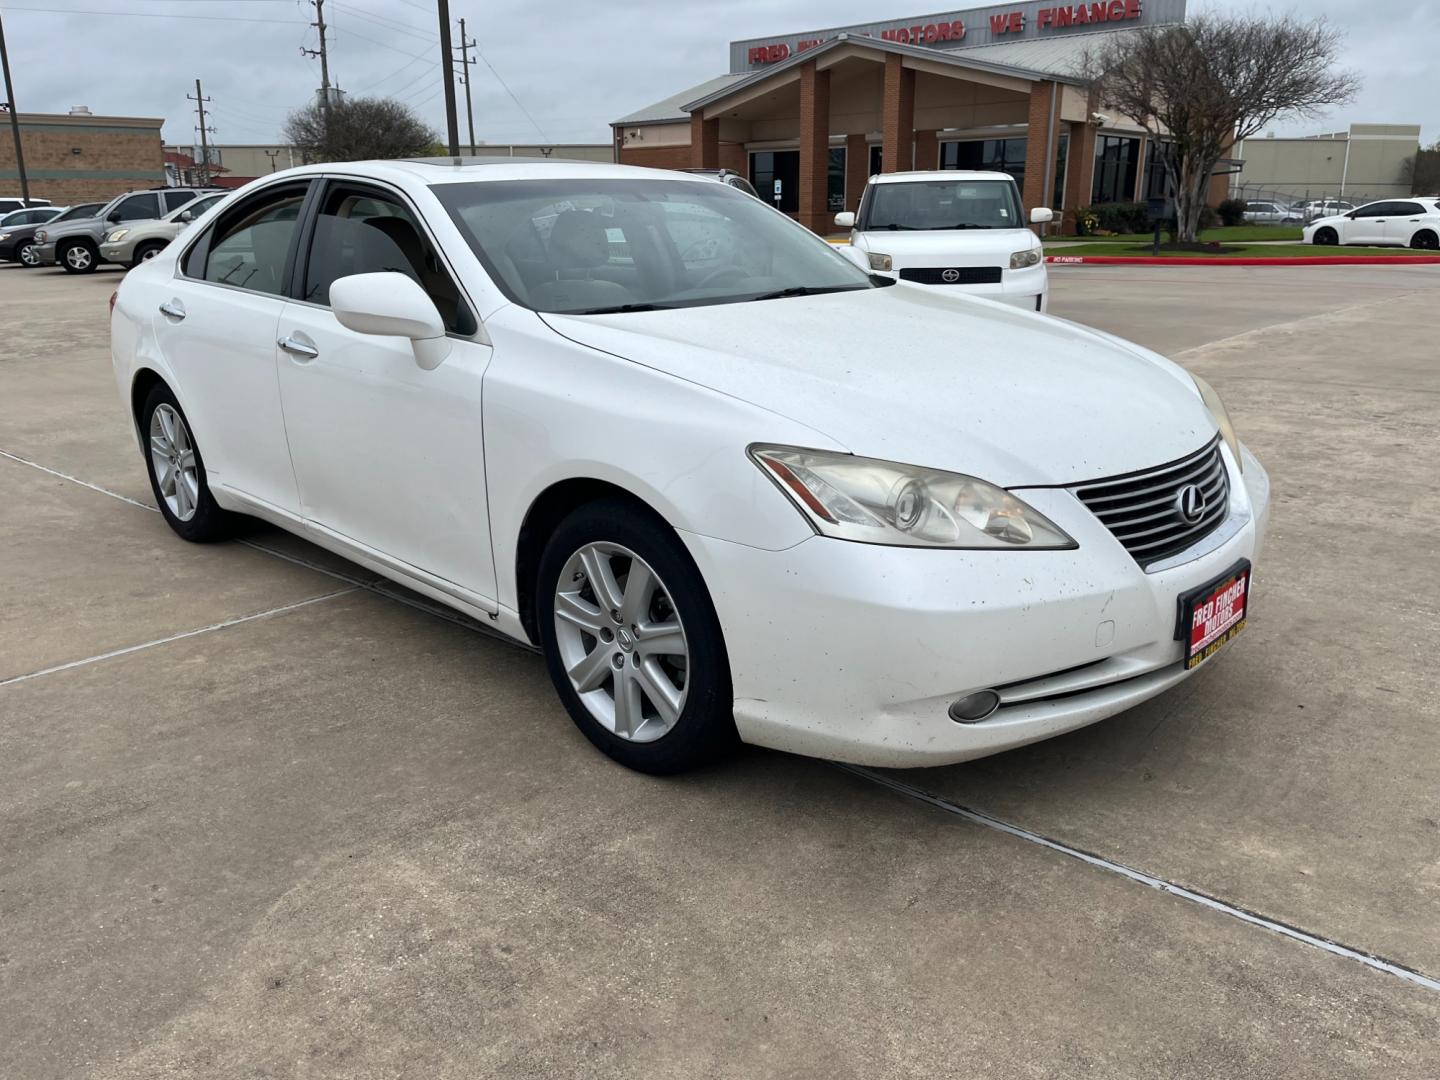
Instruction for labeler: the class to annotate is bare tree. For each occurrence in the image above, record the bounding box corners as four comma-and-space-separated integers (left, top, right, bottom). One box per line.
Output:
1085, 15, 1359, 243
284, 96, 438, 164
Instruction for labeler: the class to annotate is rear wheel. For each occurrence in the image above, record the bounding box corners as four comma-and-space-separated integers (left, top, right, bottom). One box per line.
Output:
1313, 227, 1339, 247
131, 240, 167, 267
59, 240, 98, 273
537, 499, 736, 774
1411, 230, 1439, 251
139, 383, 239, 542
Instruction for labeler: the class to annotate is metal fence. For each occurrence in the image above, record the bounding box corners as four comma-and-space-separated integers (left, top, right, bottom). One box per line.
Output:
1227, 184, 1398, 224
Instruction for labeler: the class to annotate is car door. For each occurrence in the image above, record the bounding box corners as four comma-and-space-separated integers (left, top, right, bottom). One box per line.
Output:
150, 179, 312, 515
273, 178, 497, 603
1383, 201, 1426, 246
1343, 203, 1391, 245
106, 192, 163, 228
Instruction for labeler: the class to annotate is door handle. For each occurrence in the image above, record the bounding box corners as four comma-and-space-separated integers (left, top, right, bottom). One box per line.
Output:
158, 299, 186, 320
278, 334, 319, 360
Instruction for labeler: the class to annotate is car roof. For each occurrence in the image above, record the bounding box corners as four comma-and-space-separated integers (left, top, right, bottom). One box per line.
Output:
245, 157, 720, 190
871, 170, 1015, 185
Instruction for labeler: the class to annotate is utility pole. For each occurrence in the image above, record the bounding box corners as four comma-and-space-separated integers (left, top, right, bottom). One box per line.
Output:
188, 79, 214, 185
0, 12, 32, 205
456, 17, 477, 156
435, 0, 460, 156
264, 148, 282, 172
301, 0, 332, 119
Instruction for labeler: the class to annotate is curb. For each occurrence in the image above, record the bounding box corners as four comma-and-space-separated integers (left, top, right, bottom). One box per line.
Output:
1046, 254, 1440, 267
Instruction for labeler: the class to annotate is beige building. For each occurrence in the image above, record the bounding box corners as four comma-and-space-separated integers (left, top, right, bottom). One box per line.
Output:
1230, 124, 1424, 205
2, 109, 165, 203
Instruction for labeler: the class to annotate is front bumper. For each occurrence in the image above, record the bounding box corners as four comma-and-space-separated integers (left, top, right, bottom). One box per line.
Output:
99, 241, 133, 264
30, 241, 58, 265
888, 261, 1049, 312
682, 444, 1269, 767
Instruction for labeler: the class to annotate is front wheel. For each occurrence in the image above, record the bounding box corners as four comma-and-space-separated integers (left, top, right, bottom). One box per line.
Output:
17, 242, 42, 267
140, 383, 239, 542
131, 240, 167, 267
537, 500, 736, 774
60, 240, 98, 273
1313, 227, 1339, 247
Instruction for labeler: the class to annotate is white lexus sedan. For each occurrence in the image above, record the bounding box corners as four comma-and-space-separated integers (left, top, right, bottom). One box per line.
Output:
835, 170, 1052, 311
1303, 197, 1440, 249
111, 158, 1269, 774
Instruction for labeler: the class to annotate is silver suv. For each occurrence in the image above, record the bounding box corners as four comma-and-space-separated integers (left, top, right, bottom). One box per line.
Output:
33, 186, 222, 273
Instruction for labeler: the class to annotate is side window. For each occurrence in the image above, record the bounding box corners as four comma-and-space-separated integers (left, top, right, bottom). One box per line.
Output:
1393, 202, 1424, 216
165, 190, 198, 212
114, 193, 161, 222
195, 183, 308, 295
302, 184, 475, 335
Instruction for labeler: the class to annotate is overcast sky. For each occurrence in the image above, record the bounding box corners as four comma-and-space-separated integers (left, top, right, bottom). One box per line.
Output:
3, 0, 1435, 150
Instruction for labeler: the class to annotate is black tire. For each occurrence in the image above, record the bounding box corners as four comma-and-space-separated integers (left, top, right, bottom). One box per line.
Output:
139, 382, 240, 542
17, 242, 42, 268
1313, 227, 1339, 247
131, 240, 167, 267
59, 239, 99, 274
1410, 230, 1439, 251
536, 499, 736, 774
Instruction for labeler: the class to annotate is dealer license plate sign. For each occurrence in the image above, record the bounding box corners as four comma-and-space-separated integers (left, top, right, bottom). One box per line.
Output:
1180, 562, 1250, 670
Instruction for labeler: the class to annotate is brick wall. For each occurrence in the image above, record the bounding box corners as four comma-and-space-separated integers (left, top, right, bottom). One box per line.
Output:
1, 115, 165, 204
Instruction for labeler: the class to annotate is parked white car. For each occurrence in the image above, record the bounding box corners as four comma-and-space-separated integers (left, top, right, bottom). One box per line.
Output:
1303, 198, 1440, 249
1294, 199, 1354, 221
110, 159, 1269, 773
836, 170, 1052, 312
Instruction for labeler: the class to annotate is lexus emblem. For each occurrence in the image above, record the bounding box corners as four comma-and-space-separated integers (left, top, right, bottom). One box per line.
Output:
1175, 484, 1206, 524
941, 268, 961, 283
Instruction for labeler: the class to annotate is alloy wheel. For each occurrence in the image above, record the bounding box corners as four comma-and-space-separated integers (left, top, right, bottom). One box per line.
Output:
18, 244, 40, 267
553, 542, 689, 743
149, 403, 200, 521
65, 245, 93, 270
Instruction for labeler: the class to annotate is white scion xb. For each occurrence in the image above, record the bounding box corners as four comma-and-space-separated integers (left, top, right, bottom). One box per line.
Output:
111, 158, 1269, 774
836, 170, 1053, 311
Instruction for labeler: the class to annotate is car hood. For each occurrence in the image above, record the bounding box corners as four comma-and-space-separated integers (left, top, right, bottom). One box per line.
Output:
540, 286, 1215, 487
37, 216, 104, 238
852, 227, 1039, 266
1307, 214, 1348, 229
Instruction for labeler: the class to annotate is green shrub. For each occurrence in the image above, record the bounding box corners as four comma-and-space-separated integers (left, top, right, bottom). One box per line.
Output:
1080, 202, 1151, 235
1217, 198, 1247, 227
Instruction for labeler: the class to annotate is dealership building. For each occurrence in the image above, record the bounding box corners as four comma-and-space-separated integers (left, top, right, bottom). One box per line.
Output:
612, 0, 1231, 233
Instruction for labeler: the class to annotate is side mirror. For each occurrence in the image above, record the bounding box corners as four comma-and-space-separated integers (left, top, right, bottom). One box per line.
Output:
834, 211, 856, 229
329, 272, 452, 370
107, 211, 122, 223
1030, 207, 1054, 225
178, 210, 194, 223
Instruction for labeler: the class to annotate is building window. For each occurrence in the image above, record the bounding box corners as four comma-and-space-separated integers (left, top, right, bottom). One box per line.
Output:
1092, 135, 1141, 204
1142, 140, 1173, 201
870, 144, 883, 176
1052, 132, 1069, 210
828, 148, 846, 212
940, 138, 1026, 184
750, 150, 799, 212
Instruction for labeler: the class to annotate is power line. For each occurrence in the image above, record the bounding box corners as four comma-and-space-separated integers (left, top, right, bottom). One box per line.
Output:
2, 5, 304, 22
330, 1, 435, 43
475, 47, 549, 143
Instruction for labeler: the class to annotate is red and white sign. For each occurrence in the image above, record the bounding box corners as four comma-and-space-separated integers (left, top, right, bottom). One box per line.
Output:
1185, 567, 1248, 669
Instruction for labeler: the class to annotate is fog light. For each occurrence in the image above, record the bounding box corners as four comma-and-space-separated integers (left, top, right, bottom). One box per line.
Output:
948, 690, 1000, 723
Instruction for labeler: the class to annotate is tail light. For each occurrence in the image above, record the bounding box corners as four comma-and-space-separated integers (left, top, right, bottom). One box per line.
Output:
109, 290, 118, 317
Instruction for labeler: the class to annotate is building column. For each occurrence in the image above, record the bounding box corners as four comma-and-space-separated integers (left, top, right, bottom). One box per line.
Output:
1022, 80, 1059, 233
1063, 121, 1098, 234
881, 54, 915, 173
914, 130, 939, 172
690, 113, 719, 169
798, 61, 831, 233
845, 133, 869, 211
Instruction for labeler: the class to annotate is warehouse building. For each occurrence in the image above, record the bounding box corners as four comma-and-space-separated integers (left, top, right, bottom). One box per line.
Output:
1229, 124, 1424, 206
611, 0, 1234, 234
1, 108, 165, 204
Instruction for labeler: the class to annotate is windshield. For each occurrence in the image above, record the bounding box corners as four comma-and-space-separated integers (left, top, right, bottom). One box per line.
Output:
432, 177, 876, 315
861, 179, 1023, 231
51, 203, 103, 223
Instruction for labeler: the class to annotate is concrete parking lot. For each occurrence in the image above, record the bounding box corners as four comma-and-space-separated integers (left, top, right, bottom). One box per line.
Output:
3, 259, 1439, 1078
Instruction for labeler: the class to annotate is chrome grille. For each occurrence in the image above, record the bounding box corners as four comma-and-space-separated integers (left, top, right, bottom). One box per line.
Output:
1072, 436, 1230, 568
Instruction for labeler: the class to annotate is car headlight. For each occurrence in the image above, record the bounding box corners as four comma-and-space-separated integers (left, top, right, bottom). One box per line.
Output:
0, 233, 10, 242
1192, 374, 1243, 473
34, 229, 46, 242
106, 229, 129, 242
750, 445, 1076, 549
1009, 248, 1042, 270
867, 252, 893, 272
